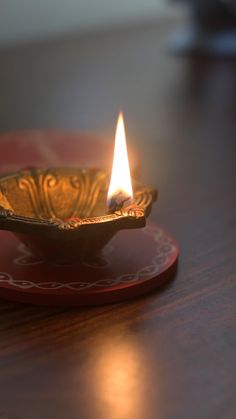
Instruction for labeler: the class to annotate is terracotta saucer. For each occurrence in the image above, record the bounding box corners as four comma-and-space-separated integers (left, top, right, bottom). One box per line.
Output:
0, 222, 178, 306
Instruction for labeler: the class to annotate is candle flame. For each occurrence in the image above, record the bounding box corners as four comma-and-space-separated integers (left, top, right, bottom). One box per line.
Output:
107, 112, 133, 209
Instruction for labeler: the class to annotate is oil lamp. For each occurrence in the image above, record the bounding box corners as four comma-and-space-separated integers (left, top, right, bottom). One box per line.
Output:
0, 113, 157, 264
0, 113, 179, 306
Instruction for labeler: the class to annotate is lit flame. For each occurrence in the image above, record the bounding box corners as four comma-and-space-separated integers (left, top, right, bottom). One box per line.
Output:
107, 112, 133, 209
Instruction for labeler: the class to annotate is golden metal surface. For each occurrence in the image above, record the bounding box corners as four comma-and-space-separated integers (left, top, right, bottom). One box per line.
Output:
0, 167, 157, 263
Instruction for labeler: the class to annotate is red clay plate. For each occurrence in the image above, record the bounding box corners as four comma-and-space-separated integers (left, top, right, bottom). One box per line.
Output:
0, 222, 178, 306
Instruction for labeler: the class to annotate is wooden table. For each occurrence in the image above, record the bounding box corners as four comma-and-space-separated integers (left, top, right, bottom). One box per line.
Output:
0, 17, 236, 419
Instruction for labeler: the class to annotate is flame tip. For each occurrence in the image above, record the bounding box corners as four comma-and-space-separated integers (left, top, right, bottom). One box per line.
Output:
117, 111, 124, 120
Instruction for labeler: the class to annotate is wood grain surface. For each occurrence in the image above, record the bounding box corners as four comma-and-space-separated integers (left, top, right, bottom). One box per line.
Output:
0, 16, 236, 419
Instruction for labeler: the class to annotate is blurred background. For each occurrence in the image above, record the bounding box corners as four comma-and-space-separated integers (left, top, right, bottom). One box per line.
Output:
1, 0, 170, 46
0, 0, 182, 134
1, 0, 236, 135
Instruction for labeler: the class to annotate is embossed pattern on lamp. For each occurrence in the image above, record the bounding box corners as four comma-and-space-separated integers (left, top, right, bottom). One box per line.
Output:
0, 115, 157, 264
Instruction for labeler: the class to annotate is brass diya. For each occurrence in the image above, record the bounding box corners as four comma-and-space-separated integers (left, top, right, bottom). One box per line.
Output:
0, 167, 157, 264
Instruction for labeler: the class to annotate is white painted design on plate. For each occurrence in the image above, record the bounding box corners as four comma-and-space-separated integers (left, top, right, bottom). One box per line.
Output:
14, 243, 43, 266
1, 226, 177, 291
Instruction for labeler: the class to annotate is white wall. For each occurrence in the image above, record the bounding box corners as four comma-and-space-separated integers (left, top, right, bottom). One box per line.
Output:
0, 0, 166, 45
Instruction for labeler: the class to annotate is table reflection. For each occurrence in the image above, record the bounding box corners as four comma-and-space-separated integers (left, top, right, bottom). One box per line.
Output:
92, 338, 147, 419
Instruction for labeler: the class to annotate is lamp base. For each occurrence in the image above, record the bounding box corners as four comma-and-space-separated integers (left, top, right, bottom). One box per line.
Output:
0, 222, 178, 306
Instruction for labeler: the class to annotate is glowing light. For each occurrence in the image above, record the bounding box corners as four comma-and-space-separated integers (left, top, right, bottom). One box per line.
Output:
107, 112, 133, 209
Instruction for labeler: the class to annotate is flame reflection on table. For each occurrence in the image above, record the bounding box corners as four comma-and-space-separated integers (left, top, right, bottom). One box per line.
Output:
92, 339, 147, 419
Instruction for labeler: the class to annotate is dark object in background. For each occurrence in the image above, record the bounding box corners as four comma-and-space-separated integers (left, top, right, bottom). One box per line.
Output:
170, 0, 236, 56
191, 0, 236, 30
